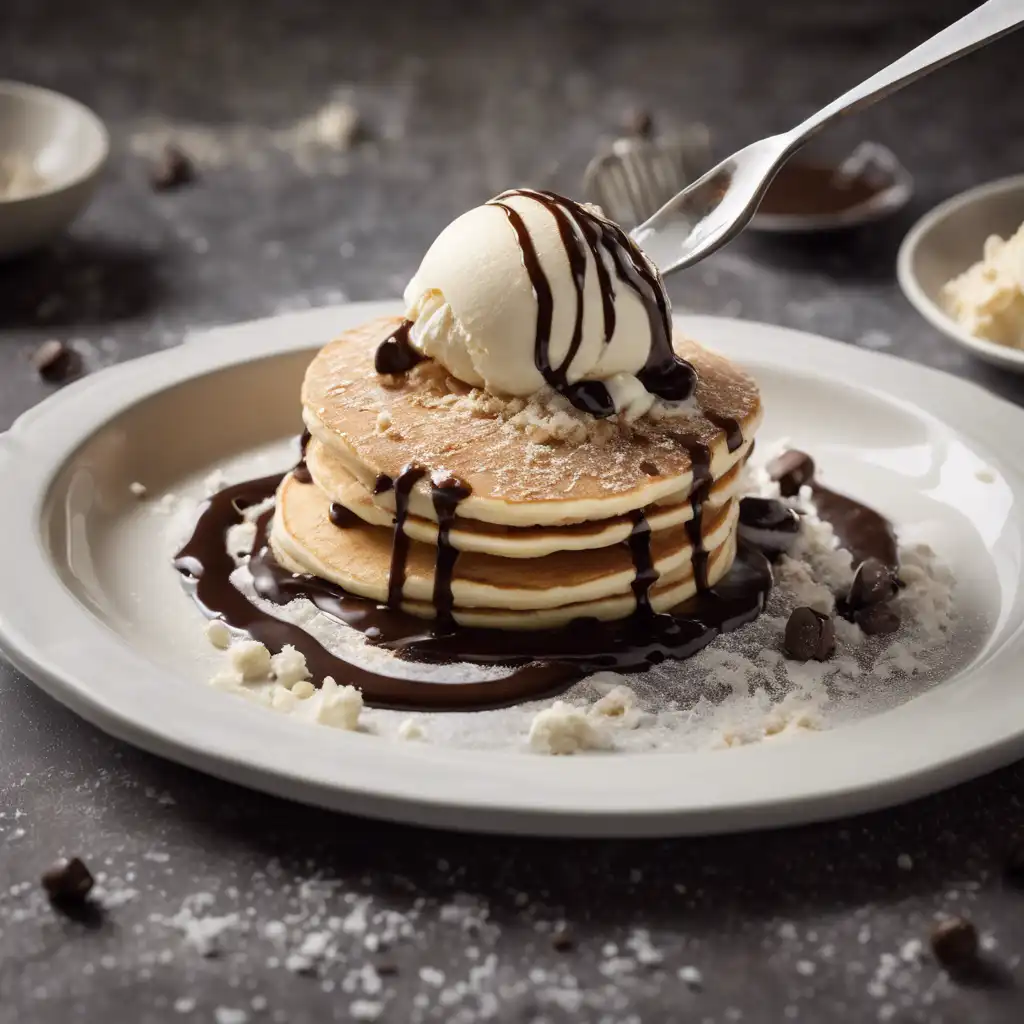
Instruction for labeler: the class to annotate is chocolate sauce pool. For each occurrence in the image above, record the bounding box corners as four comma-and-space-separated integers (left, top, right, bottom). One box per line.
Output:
174, 473, 774, 711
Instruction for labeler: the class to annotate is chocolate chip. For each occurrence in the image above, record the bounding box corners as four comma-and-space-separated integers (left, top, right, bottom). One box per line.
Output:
622, 108, 655, 139
738, 497, 801, 554
766, 450, 816, 497
854, 603, 901, 636
374, 959, 399, 976
41, 857, 94, 902
639, 460, 660, 476
931, 917, 978, 968
784, 607, 835, 662
551, 926, 575, 952
150, 143, 196, 191
848, 558, 898, 611
32, 339, 79, 382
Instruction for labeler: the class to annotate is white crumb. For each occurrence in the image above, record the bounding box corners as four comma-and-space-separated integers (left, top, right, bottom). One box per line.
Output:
129, 481, 148, 498
270, 645, 310, 688
316, 678, 363, 730
205, 619, 232, 650
590, 684, 635, 718
679, 965, 703, 988
529, 701, 609, 755
291, 680, 316, 700
397, 718, 425, 741
230, 640, 272, 681
156, 493, 179, 514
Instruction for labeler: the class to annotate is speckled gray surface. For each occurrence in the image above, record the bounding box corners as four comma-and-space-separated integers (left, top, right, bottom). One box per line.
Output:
4, 1, 1024, 1021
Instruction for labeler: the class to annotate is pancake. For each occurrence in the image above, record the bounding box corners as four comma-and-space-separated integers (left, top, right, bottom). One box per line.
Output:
302, 316, 761, 527
305, 435, 749, 558
271, 470, 737, 615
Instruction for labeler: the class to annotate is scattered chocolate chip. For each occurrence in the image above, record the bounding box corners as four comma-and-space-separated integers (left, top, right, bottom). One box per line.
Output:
622, 108, 655, 139
738, 497, 801, 554
931, 917, 978, 969
150, 143, 196, 191
374, 959, 399, 976
1005, 841, 1024, 886
639, 460, 660, 476
848, 558, 898, 611
766, 450, 816, 497
784, 607, 835, 662
32, 339, 78, 382
41, 856, 94, 902
551, 926, 575, 952
854, 602, 901, 636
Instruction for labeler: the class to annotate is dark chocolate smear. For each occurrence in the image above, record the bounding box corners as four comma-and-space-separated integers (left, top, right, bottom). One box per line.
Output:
174, 474, 773, 711
386, 463, 428, 608
767, 449, 898, 571
626, 509, 659, 614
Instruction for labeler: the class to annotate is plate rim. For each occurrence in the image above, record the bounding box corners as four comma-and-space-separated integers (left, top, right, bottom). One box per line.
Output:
896, 172, 1024, 371
4, 301, 1024, 837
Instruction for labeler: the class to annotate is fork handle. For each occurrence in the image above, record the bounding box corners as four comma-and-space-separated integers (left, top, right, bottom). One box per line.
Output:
792, 0, 1024, 142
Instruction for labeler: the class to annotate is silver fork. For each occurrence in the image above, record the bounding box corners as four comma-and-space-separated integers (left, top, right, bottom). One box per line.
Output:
583, 124, 710, 231
620, 0, 1024, 275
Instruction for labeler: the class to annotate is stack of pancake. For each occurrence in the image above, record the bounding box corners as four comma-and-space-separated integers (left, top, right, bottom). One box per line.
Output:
271, 317, 763, 630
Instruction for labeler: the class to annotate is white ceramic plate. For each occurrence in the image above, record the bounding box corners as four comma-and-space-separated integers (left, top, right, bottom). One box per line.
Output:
898, 174, 1024, 372
3, 301, 1024, 837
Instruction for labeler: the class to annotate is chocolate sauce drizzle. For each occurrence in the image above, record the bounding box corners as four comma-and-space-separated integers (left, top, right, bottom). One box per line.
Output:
705, 412, 744, 454
374, 319, 425, 375
293, 429, 312, 484
626, 509, 658, 614
174, 474, 773, 711
668, 432, 714, 592
487, 189, 697, 418
429, 470, 473, 626
382, 463, 428, 608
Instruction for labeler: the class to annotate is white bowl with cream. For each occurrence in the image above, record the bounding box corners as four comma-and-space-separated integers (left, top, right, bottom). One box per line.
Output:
898, 175, 1024, 373
0, 81, 109, 258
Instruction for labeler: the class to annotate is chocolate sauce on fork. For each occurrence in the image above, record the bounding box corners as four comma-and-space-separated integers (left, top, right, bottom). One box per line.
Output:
174, 474, 773, 711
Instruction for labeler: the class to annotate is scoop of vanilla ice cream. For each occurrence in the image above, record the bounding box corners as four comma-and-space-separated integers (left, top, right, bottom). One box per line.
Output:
403, 193, 671, 418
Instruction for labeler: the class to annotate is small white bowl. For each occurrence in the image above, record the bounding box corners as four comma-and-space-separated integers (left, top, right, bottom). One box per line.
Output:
898, 174, 1024, 373
0, 81, 109, 258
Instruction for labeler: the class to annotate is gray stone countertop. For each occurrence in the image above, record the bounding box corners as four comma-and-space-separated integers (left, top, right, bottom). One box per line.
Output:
3, 1, 1024, 1021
